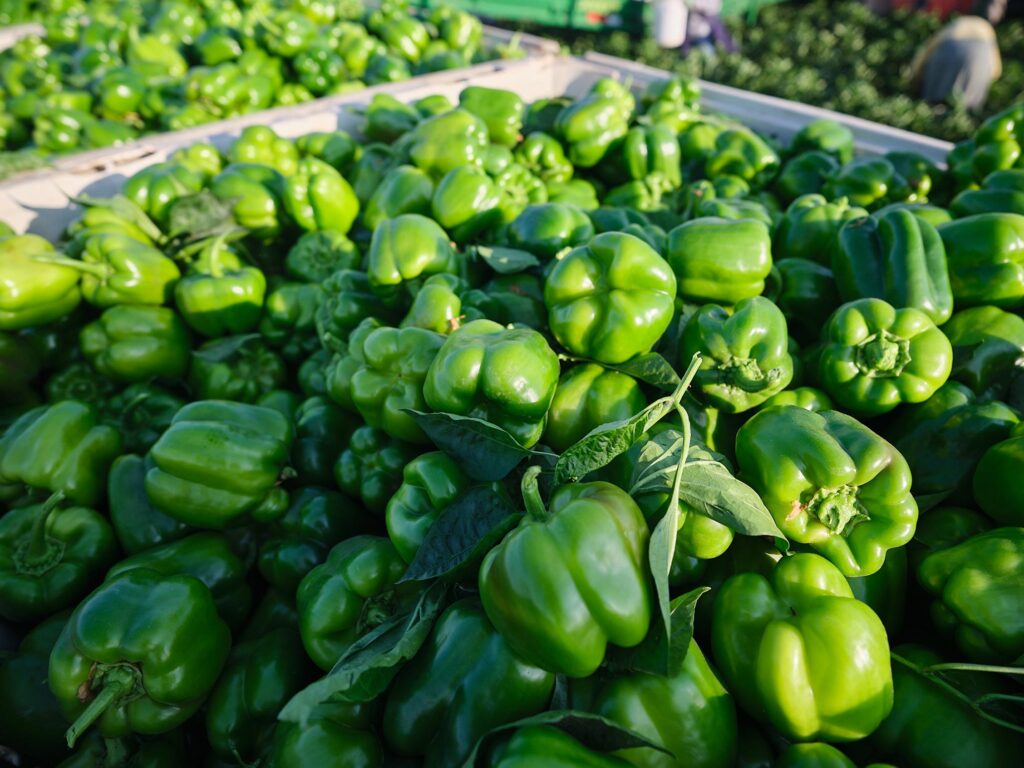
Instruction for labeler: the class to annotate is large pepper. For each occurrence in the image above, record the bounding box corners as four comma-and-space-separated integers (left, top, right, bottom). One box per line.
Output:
771, 258, 840, 344
294, 44, 345, 95
209, 163, 286, 240
296, 535, 407, 671
711, 552, 893, 742
774, 151, 840, 203
667, 217, 773, 305
366, 213, 458, 291
105, 532, 252, 632
431, 166, 504, 243
122, 162, 203, 230
317, 270, 406, 353
258, 485, 368, 593
266, 701, 382, 767
385, 451, 470, 563
350, 325, 445, 443
818, 298, 952, 416
403, 108, 489, 179
937, 212, 1024, 309
334, 425, 418, 514
286, 230, 360, 284
174, 239, 266, 337
0, 234, 81, 330
462, 274, 548, 329
577, 639, 737, 768
383, 598, 554, 766
737, 405, 917, 577
867, 644, 1024, 768
545, 232, 677, 365
773, 194, 868, 264
832, 208, 953, 325
790, 119, 855, 164
604, 123, 683, 189
479, 467, 651, 677
0, 613, 72, 765
680, 296, 795, 413
489, 725, 633, 767
259, 281, 322, 363
424, 319, 560, 448
56, 234, 180, 308
144, 400, 293, 529
206, 625, 314, 763
189, 336, 285, 403
283, 157, 359, 234
917, 527, 1024, 663
48, 568, 231, 746
401, 273, 484, 334
705, 129, 780, 189
940, 304, 1024, 402
107, 454, 191, 555
0, 401, 121, 506
515, 132, 574, 185
292, 395, 359, 486
0, 493, 117, 623
44, 364, 119, 411
950, 169, 1024, 217
886, 382, 1018, 507
104, 383, 184, 455
227, 125, 300, 177
363, 165, 435, 232
507, 202, 594, 260
79, 305, 190, 383
460, 86, 525, 147
555, 91, 631, 168
824, 157, 910, 209
973, 422, 1024, 525
543, 363, 646, 453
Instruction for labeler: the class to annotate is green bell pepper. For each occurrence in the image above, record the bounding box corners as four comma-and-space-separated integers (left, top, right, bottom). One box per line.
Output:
403, 108, 489, 179
0, 234, 82, 330
294, 44, 345, 95
824, 157, 911, 209
460, 86, 525, 148
363, 93, 421, 142
943, 305, 1024, 405
432, 166, 503, 244
705, 129, 780, 189
461, 274, 547, 329
973, 422, 1024, 525
0, 493, 117, 622
383, 598, 555, 766
385, 451, 470, 563
286, 230, 360, 284
605, 123, 683, 189
950, 169, 1024, 217
479, 467, 651, 677
918, 527, 1024, 663
296, 535, 407, 671
44, 364, 119, 412
555, 92, 630, 169
259, 281, 322, 363
818, 298, 953, 416
174, 240, 266, 337
106, 532, 252, 632
334, 424, 418, 514
937, 213, 1024, 309
543, 363, 646, 453
258, 485, 368, 593
515, 132, 573, 184
170, 142, 224, 181
103, 383, 183, 455
489, 725, 633, 767
266, 701, 382, 767
736, 405, 918, 577
832, 208, 953, 325
711, 552, 893, 742
292, 395, 359, 486
790, 119, 855, 164
122, 162, 204, 231
79, 305, 190, 383
401, 273, 483, 335
189, 335, 286, 403
350, 325, 445, 443
545, 232, 677, 365
363, 165, 435, 232
366, 213, 458, 291
206, 625, 314, 763
507, 202, 595, 260
579, 639, 737, 768
760, 387, 834, 412
52, 234, 181, 308
775, 151, 841, 203
887, 382, 1018, 507
49, 568, 231, 746
424, 319, 560, 448
771, 258, 840, 343
667, 217, 773, 305
107, 454, 191, 555
776, 743, 856, 768
0, 401, 121, 506
209, 163, 286, 241
680, 296, 794, 413
283, 157, 359, 234
228, 125, 299, 177
774, 194, 869, 264
144, 400, 293, 529
317, 270, 407, 353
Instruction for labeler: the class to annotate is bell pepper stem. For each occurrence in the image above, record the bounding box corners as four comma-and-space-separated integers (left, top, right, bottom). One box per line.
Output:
32, 253, 109, 279
65, 666, 136, 748
21, 489, 65, 566
520, 465, 547, 521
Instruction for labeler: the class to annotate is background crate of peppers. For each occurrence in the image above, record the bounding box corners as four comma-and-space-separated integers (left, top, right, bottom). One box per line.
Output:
2, 43, 1024, 768
0, 0, 556, 177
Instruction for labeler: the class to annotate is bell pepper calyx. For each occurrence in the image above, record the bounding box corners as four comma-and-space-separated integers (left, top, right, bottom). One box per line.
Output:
855, 331, 912, 377
520, 465, 549, 522
66, 663, 142, 748
717, 356, 785, 394
802, 485, 870, 535
358, 590, 399, 635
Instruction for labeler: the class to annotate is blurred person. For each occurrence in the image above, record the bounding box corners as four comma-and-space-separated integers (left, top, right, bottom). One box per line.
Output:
909, 14, 1002, 110
682, 0, 738, 55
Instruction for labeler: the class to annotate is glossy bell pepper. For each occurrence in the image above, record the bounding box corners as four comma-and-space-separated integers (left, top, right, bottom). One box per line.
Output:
479, 467, 651, 677
824, 157, 910, 209
790, 119, 855, 164
283, 157, 359, 234
266, 701, 382, 767
950, 169, 1024, 217
366, 213, 458, 291
424, 319, 560, 448
48, 568, 231, 746
431, 166, 503, 244
79, 305, 190, 383
515, 132, 573, 184
0, 234, 82, 330
107, 454, 191, 555
774, 194, 868, 264
543, 363, 646, 453
296, 535, 407, 671
680, 297, 794, 413
383, 598, 555, 766
209, 163, 286, 241
736, 405, 917, 577
555, 91, 631, 169
292, 395, 359, 486
460, 86, 525, 147
122, 162, 203, 230
334, 424, 418, 514
705, 129, 780, 189
316, 270, 406, 353
711, 552, 893, 742
937, 213, 1024, 309
401, 273, 484, 335
144, 400, 293, 529
363, 165, 435, 232
832, 208, 953, 325
189, 335, 285, 403
667, 217, 773, 305
54, 234, 181, 308
385, 451, 470, 563
775, 151, 841, 203
403, 108, 489, 179
507, 202, 595, 260
489, 725, 633, 767
227, 125, 299, 177
174, 239, 266, 337
818, 298, 952, 416
772, 258, 840, 343
286, 230, 360, 285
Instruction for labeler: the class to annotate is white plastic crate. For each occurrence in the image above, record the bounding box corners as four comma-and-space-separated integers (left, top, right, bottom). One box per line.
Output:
0, 54, 955, 238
